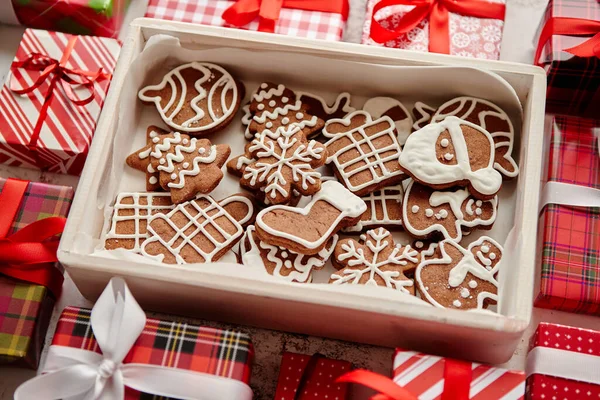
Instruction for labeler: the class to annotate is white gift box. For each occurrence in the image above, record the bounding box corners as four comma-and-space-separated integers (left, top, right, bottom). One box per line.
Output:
58, 18, 546, 364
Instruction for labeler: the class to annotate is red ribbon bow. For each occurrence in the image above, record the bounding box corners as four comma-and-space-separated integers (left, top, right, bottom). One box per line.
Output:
0, 179, 67, 298
222, 0, 349, 34
8, 36, 111, 167
535, 17, 600, 64
369, 0, 506, 54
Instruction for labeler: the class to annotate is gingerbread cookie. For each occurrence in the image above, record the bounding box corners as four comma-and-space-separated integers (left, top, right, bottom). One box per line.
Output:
399, 116, 503, 199
104, 192, 174, 252
416, 236, 502, 310
323, 110, 405, 196
126, 126, 172, 191
138, 62, 242, 134
241, 125, 327, 205
297, 91, 355, 121
329, 228, 419, 294
241, 226, 338, 283
431, 96, 519, 178
412, 101, 436, 130
409, 240, 442, 272
255, 180, 366, 255
344, 185, 404, 233
363, 97, 413, 145
141, 193, 255, 264
402, 180, 497, 241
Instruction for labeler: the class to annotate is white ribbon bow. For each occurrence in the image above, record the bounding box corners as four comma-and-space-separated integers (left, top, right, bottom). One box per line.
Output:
14, 278, 253, 400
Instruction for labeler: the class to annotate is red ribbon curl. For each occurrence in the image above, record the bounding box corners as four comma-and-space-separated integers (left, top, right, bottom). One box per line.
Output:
369, 0, 505, 54
535, 17, 600, 64
0, 178, 66, 298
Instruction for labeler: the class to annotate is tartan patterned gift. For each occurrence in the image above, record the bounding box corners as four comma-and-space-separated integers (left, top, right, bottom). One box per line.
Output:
534, 0, 600, 118
145, 0, 349, 42
0, 178, 73, 369
535, 116, 600, 314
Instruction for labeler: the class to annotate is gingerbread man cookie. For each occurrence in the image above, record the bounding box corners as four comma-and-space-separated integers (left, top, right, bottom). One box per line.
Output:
126, 126, 172, 191
362, 97, 413, 145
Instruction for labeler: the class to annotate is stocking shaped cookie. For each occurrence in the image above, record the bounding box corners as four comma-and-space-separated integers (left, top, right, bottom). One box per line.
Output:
297, 91, 355, 121
363, 97, 413, 145
416, 236, 502, 310
126, 126, 172, 191
343, 185, 405, 233
329, 228, 420, 294
255, 180, 366, 255
324, 110, 405, 196
241, 226, 338, 283
141, 193, 256, 264
412, 101, 436, 130
432, 97, 519, 178
400, 116, 503, 199
402, 180, 498, 241
138, 62, 242, 135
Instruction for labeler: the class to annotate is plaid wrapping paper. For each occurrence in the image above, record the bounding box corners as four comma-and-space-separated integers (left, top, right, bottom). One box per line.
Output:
535, 0, 600, 118
0, 178, 74, 369
146, 0, 347, 41
0, 29, 121, 176
535, 116, 600, 314
51, 306, 254, 399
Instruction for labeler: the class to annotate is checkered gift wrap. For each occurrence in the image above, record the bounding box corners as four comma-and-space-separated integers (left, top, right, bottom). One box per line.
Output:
535, 116, 600, 314
0, 178, 73, 368
51, 306, 254, 399
145, 0, 348, 41
0, 29, 120, 176
535, 0, 600, 118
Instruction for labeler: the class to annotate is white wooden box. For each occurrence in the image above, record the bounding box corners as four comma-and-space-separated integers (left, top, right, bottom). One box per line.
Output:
58, 18, 546, 364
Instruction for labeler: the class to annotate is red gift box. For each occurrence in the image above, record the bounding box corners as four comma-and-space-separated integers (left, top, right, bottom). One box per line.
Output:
526, 323, 600, 399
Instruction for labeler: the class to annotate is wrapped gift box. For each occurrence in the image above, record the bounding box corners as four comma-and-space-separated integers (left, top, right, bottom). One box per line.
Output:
526, 323, 600, 398
0, 178, 73, 369
361, 0, 506, 59
534, 0, 600, 118
275, 352, 352, 399
145, 0, 349, 41
0, 29, 120, 176
535, 116, 600, 314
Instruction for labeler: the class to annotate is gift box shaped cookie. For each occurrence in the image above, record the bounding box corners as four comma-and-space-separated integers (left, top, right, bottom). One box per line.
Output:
535, 116, 600, 314
0, 29, 120, 175
361, 0, 506, 59
145, 0, 349, 41
0, 178, 73, 369
15, 278, 255, 399
534, 0, 600, 118
526, 323, 600, 399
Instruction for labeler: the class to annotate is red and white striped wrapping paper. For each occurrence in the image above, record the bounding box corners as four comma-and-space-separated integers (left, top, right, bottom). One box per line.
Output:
0, 29, 120, 175
393, 349, 526, 399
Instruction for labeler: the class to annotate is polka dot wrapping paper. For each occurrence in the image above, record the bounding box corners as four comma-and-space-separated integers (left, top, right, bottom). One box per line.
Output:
274, 352, 352, 400
526, 323, 600, 399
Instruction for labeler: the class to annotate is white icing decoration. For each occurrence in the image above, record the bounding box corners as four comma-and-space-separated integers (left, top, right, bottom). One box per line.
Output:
282, 97, 289, 103
236, 155, 255, 171
481, 245, 490, 253
444, 153, 454, 161
468, 280, 478, 288
257, 104, 265, 111
440, 138, 449, 147
296, 112, 304, 119
260, 83, 268, 89
266, 122, 273, 128
269, 100, 276, 107
281, 117, 290, 125
460, 288, 470, 298
425, 209, 434, 217
476, 200, 483, 206
344, 185, 405, 232
476, 208, 482, 216
362, 97, 413, 145
182, 162, 190, 169
149, 131, 158, 138
412, 205, 419, 213
412, 101, 436, 131
152, 137, 159, 143
170, 173, 177, 180
415, 241, 424, 249
489, 252, 496, 260
437, 209, 448, 219
252, 101, 318, 134
149, 177, 158, 185
453, 300, 462, 308
254, 84, 284, 101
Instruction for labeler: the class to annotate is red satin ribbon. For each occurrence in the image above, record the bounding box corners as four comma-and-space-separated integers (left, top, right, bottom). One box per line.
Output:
337, 358, 473, 400
535, 17, 600, 64
9, 36, 111, 168
0, 179, 66, 298
369, 0, 506, 54
222, 0, 349, 33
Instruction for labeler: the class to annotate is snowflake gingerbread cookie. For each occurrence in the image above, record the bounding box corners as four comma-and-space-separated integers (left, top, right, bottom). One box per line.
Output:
329, 227, 420, 294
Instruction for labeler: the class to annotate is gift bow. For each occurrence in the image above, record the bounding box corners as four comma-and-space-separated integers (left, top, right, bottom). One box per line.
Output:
222, 0, 349, 33
14, 278, 254, 400
535, 17, 600, 64
369, 0, 506, 54
0, 178, 66, 298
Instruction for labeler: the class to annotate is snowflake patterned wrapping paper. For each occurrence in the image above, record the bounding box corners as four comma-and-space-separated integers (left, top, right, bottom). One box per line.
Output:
274, 352, 352, 400
526, 323, 600, 399
0, 178, 73, 369
145, 0, 349, 42
0, 29, 120, 176
535, 116, 600, 315
534, 0, 600, 118
361, 0, 506, 60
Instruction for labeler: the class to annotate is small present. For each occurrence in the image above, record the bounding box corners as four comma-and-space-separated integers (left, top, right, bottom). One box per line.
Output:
275, 352, 352, 400
15, 278, 254, 399
535, 116, 600, 314
0, 0, 128, 38
526, 323, 600, 399
0, 29, 120, 176
145, 0, 349, 41
361, 0, 506, 59
534, 0, 600, 118
0, 178, 73, 369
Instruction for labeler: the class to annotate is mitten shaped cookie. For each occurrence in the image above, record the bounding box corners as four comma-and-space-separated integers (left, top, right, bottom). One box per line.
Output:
297, 91, 355, 121
343, 185, 405, 233
126, 126, 172, 191
363, 97, 413, 145
329, 227, 420, 294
